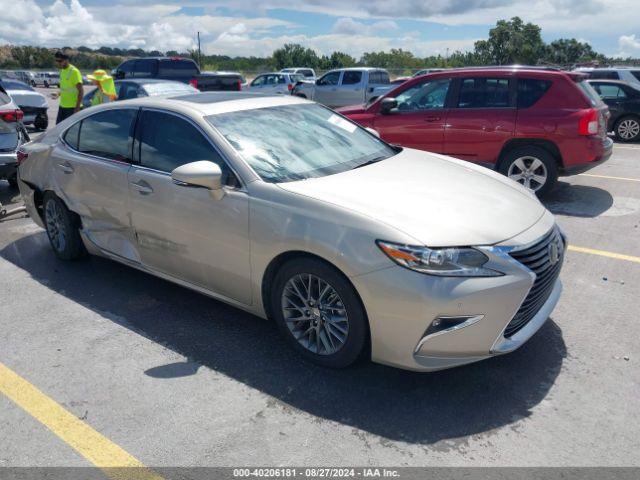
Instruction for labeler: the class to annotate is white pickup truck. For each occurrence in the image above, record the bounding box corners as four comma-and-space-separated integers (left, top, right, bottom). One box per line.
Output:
292, 68, 394, 108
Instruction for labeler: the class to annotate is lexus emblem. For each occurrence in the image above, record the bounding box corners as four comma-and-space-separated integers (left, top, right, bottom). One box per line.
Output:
549, 238, 562, 266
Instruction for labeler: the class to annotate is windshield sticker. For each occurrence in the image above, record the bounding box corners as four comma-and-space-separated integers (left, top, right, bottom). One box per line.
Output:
328, 114, 357, 133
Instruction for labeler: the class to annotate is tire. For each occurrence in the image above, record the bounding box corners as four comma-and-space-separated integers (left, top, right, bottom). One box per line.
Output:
34, 114, 48, 131
7, 174, 18, 189
42, 192, 86, 260
498, 146, 558, 197
614, 116, 640, 142
44, 81, 49, 88
271, 257, 368, 368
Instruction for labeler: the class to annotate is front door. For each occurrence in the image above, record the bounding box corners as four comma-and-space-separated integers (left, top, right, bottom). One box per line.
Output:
128, 109, 251, 305
372, 77, 452, 153
314, 71, 342, 106
52, 108, 138, 261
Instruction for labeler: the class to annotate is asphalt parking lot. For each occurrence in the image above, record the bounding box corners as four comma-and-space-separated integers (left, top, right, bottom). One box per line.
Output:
0, 89, 639, 470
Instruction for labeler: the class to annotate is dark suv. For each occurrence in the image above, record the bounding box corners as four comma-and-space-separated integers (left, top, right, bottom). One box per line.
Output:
340, 67, 612, 196
114, 57, 243, 92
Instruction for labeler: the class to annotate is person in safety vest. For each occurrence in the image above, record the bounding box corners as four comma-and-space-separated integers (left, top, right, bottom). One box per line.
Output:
53, 51, 83, 124
87, 69, 117, 106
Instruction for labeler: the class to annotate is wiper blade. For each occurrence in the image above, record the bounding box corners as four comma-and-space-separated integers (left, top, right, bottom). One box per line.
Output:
353, 156, 388, 169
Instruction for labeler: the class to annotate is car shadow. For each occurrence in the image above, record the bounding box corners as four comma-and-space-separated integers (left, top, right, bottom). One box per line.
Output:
0, 182, 21, 206
542, 181, 614, 218
1, 231, 567, 445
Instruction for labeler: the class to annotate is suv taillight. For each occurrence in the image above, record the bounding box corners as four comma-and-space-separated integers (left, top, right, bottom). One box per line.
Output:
16, 149, 28, 165
1, 109, 24, 122
189, 78, 198, 89
237, 79, 242, 91
578, 108, 599, 136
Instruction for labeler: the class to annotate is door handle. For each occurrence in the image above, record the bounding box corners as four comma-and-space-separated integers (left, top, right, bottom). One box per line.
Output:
424, 116, 441, 122
56, 162, 74, 174
130, 180, 153, 195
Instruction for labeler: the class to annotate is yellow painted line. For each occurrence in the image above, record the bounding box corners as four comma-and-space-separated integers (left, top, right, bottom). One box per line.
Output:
578, 173, 640, 182
568, 245, 640, 264
0, 362, 163, 480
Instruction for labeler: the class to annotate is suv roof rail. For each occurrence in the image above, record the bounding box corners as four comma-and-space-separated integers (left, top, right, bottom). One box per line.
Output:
447, 65, 563, 72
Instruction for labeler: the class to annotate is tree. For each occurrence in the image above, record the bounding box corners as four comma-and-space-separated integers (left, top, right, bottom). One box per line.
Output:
543, 38, 602, 65
474, 17, 545, 65
319, 51, 356, 70
272, 43, 319, 69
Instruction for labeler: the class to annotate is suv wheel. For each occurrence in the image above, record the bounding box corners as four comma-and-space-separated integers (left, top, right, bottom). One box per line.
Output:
499, 146, 558, 197
271, 258, 368, 368
43, 192, 86, 260
614, 116, 640, 142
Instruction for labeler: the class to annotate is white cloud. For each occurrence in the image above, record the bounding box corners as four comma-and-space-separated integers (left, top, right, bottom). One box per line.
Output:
332, 18, 398, 35
616, 34, 640, 58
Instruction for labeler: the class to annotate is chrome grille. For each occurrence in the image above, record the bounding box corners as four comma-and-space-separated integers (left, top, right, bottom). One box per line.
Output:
505, 227, 564, 337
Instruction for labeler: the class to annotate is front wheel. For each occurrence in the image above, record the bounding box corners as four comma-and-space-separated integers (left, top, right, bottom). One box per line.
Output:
271, 258, 368, 368
499, 146, 558, 197
43, 192, 86, 260
614, 116, 640, 142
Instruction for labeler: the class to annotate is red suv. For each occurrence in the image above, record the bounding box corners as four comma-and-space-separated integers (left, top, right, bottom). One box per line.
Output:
339, 67, 612, 196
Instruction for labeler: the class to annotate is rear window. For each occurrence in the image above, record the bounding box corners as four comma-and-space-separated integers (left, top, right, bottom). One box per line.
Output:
158, 59, 198, 77
143, 82, 197, 96
517, 78, 552, 108
576, 81, 604, 107
631, 71, 640, 81
458, 78, 511, 108
589, 71, 619, 80
0, 87, 9, 106
289, 74, 304, 83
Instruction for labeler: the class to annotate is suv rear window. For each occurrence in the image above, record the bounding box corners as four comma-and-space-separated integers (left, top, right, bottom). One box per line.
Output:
631, 71, 640, 81
576, 81, 604, 107
458, 78, 511, 108
158, 59, 199, 78
589, 71, 619, 80
517, 78, 551, 108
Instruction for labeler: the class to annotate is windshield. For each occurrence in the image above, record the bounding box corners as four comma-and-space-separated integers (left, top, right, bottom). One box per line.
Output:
207, 104, 397, 183
1, 79, 34, 91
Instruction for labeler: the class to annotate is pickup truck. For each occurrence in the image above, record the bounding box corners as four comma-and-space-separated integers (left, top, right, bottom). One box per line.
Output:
292, 68, 394, 108
113, 57, 243, 92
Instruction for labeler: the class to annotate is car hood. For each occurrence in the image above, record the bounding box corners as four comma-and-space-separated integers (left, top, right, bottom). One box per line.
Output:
6, 90, 47, 109
336, 104, 367, 115
278, 148, 546, 247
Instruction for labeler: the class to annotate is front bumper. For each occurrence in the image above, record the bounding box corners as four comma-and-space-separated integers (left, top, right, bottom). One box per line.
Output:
352, 210, 563, 371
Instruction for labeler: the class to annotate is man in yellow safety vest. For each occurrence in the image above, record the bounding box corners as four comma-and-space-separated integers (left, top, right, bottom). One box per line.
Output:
54, 51, 83, 124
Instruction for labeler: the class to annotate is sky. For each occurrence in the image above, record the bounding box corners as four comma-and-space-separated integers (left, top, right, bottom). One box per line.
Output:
1, 0, 639, 59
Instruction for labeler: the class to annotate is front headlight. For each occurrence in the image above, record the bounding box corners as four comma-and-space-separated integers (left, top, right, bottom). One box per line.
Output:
377, 240, 503, 277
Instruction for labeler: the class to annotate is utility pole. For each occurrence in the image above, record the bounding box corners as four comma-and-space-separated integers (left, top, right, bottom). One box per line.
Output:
197, 31, 202, 68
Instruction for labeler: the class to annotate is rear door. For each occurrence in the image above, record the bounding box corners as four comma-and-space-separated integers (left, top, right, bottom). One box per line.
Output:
127, 109, 251, 304
372, 77, 452, 153
52, 108, 138, 260
444, 76, 516, 166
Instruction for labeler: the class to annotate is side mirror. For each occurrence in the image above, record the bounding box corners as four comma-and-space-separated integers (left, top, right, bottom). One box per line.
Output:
171, 161, 224, 199
379, 97, 398, 115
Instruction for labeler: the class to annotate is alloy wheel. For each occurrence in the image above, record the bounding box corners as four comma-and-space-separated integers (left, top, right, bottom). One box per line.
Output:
45, 200, 67, 253
617, 119, 640, 140
281, 273, 349, 356
507, 156, 548, 192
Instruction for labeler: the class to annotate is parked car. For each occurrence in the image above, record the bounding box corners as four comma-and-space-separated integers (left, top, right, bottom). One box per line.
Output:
339, 67, 613, 196
246, 72, 304, 94
587, 79, 640, 142
280, 68, 316, 81
18, 93, 564, 372
82, 78, 198, 108
292, 68, 394, 108
0, 83, 29, 188
5, 70, 38, 86
575, 67, 640, 88
113, 57, 242, 92
34, 72, 60, 88
413, 68, 445, 77
0, 78, 48, 130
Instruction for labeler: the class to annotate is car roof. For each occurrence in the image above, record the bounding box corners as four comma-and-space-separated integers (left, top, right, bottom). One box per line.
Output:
413, 66, 584, 80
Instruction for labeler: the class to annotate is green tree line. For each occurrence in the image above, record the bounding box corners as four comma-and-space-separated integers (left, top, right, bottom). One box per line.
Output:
1, 17, 636, 74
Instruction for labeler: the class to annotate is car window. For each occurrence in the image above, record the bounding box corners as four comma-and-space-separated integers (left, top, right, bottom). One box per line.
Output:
631, 71, 640, 81
158, 59, 198, 78
317, 71, 341, 86
1, 79, 34, 91
0, 87, 10, 105
595, 84, 627, 98
394, 78, 451, 111
63, 121, 81, 150
289, 74, 304, 83
118, 60, 136, 76
277, 75, 286, 84
589, 71, 619, 80
119, 83, 139, 100
577, 81, 605, 107
517, 78, 552, 108
342, 71, 362, 85
301, 69, 314, 77
207, 104, 397, 183
251, 75, 265, 86
458, 78, 511, 108
78, 109, 137, 161
134, 59, 157, 78
138, 110, 225, 174
377, 72, 390, 84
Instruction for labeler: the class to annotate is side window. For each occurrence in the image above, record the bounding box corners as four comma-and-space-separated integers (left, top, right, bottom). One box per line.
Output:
378, 72, 390, 84
251, 75, 265, 87
369, 72, 379, 84
301, 69, 314, 78
119, 83, 139, 100
394, 78, 451, 111
342, 71, 362, 85
118, 60, 135, 78
133, 59, 157, 78
138, 111, 228, 177
598, 84, 627, 98
63, 121, 81, 150
590, 71, 619, 80
457, 77, 511, 108
277, 75, 286, 84
78, 109, 137, 161
631, 71, 640, 81
517, 78, 552, 108
317, 71, 341, 86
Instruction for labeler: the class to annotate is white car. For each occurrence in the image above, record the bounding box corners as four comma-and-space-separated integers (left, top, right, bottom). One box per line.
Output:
246, 72, 304, 95
575, 67, 640, 88
281, 68, 316, 81
0, 79, 48, 130
34, 72, 60, 88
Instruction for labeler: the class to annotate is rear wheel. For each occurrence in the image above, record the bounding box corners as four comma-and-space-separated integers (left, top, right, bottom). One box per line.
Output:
7, 174, 18, 189
271, 258, 368, 368
43, 192, 86, 260
499, 146, 558, 197
614, 116, 640, 142
34, 113, 48, 131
